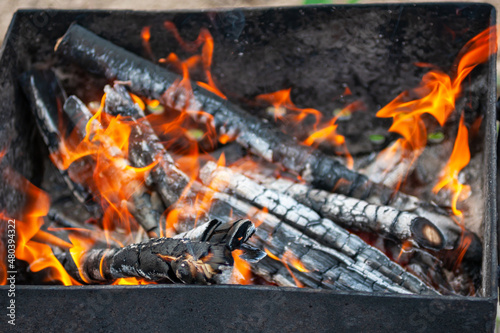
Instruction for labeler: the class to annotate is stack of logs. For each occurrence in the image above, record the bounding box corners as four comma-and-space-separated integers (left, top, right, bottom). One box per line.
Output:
18, 24, 482, 294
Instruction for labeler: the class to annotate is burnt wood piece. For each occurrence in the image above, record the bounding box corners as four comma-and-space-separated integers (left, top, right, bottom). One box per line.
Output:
196, 186, 438, 294
173, 218, 266, 263
19, 70, 98, 213
54, 24, 419, 211
58, 238, 232, 284
58, 218, 256, 284
260, 177, 444, 249
62, 95, 161, 237
104, 84, 189, 208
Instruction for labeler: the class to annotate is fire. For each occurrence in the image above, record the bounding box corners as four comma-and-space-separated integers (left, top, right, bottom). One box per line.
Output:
256, 89, 361, 166
68, 234, 95, 284
53, 95, 158, 241
161, 22, 226, 99
3, 22, 495, 288
375, 26, 496, 189
303, 101, 364, 169
1, 168, 78, 286
397, 240, 414, 261
256, 88, 321, 125
433, 114, 471, 218
264, 248, 309, 288
141, 26, 154, 61
231, 249, 252, 284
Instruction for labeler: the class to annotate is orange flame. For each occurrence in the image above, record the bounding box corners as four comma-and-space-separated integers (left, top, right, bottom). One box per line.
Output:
376, 26, 496, 188
433, 114, 471, 218
141, 26, 154, 61
68, 234, 95, 284
256, 88, 321, 125
52, 94, 158, 242
264, 248, 309, 288
1, 169, 78, 285
161, 22, 226, 99
303, 101, 364, 169
231, 249, 252, 284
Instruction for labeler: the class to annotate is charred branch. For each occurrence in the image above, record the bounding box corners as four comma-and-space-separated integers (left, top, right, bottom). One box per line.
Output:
103, 84, 189, 208
19, 69, 98, 213
58, 218, 257, 284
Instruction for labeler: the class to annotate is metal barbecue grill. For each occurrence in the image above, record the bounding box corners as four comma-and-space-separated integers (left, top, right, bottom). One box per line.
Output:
0, 4, 497, 332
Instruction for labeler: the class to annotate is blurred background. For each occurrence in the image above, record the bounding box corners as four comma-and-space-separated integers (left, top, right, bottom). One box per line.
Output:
1, 0, 499, 44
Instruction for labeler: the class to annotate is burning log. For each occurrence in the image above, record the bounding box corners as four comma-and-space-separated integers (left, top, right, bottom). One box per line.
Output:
103, 84, 189, 208
58, 218, 257, 284
259, 176, 444, 250
200, 162, 445, 250
196, 187, 438, 294
62, 95, 162, 237
19, 70, 98, 214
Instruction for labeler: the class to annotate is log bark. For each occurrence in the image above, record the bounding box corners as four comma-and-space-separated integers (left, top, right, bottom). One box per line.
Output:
58, 238, 231, 284
103, 84, 189, 208
58, 218, 256, 284
62, 95, 161, 237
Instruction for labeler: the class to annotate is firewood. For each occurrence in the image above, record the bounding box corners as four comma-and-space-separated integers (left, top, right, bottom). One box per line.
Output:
53, 24, 419, 211
103, 84, 189, 208
55, 24, 483, 262
57, 218, 257, 284
62, 95, 161, 237
195, 186, 438, 294
19, 69, 98, 213
259, 177, 444, 250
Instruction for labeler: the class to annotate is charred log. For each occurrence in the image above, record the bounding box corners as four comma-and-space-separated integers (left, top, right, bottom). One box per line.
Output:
260, 177, 444, 250
58, 218, 257, 284
19, 69, 98, 214
58, 238, 232, 284
103, 84, 189, 208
